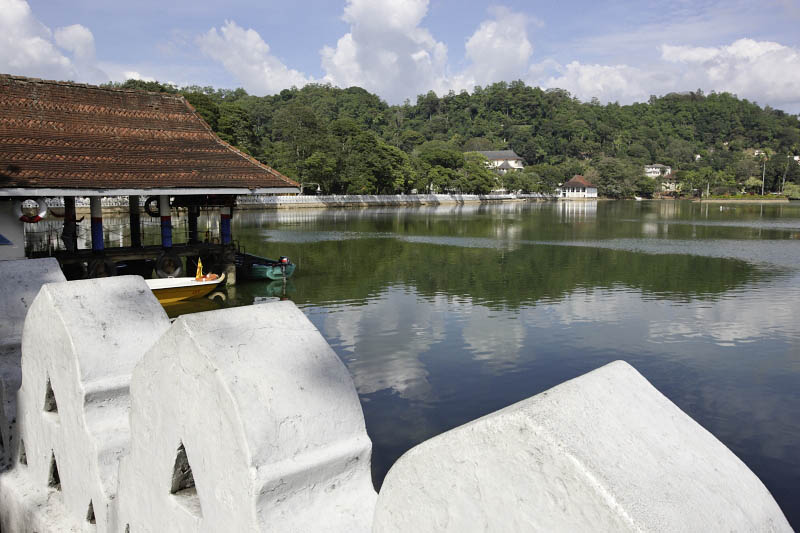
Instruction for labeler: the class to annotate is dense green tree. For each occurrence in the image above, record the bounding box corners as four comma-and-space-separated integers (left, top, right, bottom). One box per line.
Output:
108, 78, 800, 196
183, 92, 220, 130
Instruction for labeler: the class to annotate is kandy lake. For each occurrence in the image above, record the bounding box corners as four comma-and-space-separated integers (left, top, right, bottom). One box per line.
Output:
47, 199, 800, 526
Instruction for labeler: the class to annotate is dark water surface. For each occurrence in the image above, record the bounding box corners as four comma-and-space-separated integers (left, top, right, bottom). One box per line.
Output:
219, 199, 800, 526
52, 199, 800, 524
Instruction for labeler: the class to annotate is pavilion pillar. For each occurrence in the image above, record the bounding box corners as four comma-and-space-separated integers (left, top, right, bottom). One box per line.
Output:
61, 196, 78, 252
129, 195, 142, 247
188, 205, 200, 244
220, 205, 236, 285
159, 195, 172, 248
220, 206, 232, 245
90, 196, 103, 252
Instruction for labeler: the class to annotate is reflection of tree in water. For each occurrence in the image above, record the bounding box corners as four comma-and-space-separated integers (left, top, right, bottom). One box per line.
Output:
235, 234, 767, 309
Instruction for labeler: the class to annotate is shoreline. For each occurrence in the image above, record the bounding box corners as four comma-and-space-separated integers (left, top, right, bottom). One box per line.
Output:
52, 194, 557, 215
49, 194, 798, 216
692, 198, 790, 204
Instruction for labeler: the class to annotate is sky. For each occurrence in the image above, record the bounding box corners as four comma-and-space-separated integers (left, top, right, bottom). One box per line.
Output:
2, 0, 800, 112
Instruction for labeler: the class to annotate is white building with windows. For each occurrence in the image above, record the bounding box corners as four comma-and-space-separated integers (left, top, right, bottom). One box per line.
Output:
476, 150, 525, 174
644, 164, 672, 178
559, 175, 598, 199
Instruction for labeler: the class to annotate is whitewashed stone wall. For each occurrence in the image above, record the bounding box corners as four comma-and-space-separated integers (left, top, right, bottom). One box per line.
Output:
9, 276, 170, 531
117, 302, 376, 532
373, 361, 791, 532
0, 270, 791, 532
0, 258, 65, 462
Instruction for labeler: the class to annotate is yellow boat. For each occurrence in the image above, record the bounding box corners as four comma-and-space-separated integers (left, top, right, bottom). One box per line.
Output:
145, 273, 226, 305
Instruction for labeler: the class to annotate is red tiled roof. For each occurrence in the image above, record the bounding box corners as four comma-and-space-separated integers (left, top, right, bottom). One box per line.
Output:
562, 175, 595, 188
0, 75, 298, 191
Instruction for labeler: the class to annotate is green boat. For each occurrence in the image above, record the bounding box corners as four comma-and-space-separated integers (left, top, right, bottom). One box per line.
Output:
236, 252, 296, 281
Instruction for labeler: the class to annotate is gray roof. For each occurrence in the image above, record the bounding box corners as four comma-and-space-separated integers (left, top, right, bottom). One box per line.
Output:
476, 150, 523, 161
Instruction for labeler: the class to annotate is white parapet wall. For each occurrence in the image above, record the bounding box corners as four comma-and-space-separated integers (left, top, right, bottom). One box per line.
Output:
373, 360, 792, 532
117, 301, 376, 532
0, 258, 66, 461
0, 271, 790, 532
0, 258, 66, 351
2, 276, 170, 532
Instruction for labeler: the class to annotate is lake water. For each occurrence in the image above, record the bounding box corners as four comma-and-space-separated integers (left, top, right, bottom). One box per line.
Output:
40, 199, 800, 525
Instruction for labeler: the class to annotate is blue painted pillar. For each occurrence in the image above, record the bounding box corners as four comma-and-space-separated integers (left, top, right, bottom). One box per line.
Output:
90, 196, 104, 252
220, 206, 232, 245
159, 195, 172, 248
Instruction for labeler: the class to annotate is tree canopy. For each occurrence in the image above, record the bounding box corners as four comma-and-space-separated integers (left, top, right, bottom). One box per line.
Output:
104, 79, 800, 196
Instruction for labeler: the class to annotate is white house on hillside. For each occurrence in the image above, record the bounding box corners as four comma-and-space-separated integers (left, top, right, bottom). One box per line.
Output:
644, 164, 672, 178
476, 150, 525, 174
559, 175, 598, 199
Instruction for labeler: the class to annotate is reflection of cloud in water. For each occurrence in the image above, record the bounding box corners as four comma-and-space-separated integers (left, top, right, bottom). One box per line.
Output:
558, 239, 800, 269
312, 287, 447, 401
519, 281, 800, 351
450, 301, 526, 371
681, 289, 797, 346
545, 287, 637, 326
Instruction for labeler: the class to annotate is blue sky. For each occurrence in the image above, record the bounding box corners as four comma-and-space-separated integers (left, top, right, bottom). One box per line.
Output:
3, 0, 800, 112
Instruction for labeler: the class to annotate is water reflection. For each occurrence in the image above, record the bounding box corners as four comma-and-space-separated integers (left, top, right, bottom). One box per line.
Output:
556, 199, 597, 221
25, 199, 800, 526
229, 200, 800, 525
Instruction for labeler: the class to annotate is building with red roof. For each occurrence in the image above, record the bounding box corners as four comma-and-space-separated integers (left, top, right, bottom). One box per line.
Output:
559, 175, 598, 199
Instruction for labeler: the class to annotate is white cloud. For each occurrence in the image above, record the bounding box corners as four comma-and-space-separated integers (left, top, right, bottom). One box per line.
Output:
661, 44, 719, 63
0, 0, 73, 78
53, 24, 95, 62
524, 38, 800, 111
197, 20, 313, 95
320, 0, 449, 102
461, 6, 534, 87
122, 71, 155, 82
538, 61, 652, 104
319, 1, 540, 101
0, 0, 106, 83
660, 38, 800, 107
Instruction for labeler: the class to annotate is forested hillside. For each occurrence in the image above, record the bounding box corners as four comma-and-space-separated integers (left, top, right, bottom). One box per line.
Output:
106, 79, 800, 197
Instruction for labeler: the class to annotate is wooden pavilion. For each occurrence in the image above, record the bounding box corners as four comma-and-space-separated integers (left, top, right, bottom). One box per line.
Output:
0, 74, 299, 283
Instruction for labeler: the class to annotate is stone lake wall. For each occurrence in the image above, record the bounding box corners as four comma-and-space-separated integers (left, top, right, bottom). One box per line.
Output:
42, 193, 555, 214
0, 258, 791, 532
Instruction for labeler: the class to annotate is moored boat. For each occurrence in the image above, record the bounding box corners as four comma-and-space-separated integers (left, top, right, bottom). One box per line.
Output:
145, 273, 225, 305
236, 252, 296, 281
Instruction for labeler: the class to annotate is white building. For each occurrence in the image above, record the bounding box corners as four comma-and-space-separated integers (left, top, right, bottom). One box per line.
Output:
559, 175, 598, 199
476, 150, 525, 174
661, 174, 681, 193
644, 164, 672, 178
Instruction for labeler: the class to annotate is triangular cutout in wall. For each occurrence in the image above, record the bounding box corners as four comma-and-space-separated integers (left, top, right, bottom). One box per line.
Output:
44, 377, 58, 412
86, 499, 96, 524
170, 441, 202, 516
171, 442, 195, 493
48, 451, 61, 490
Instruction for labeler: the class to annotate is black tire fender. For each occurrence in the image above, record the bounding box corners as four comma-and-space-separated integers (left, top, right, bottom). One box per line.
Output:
155, 251, 182, 278
87, 257, 117, 278
144, 196, 160, 217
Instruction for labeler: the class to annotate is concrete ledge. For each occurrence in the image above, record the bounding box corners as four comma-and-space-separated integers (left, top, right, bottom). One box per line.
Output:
373, 361, 791, 532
